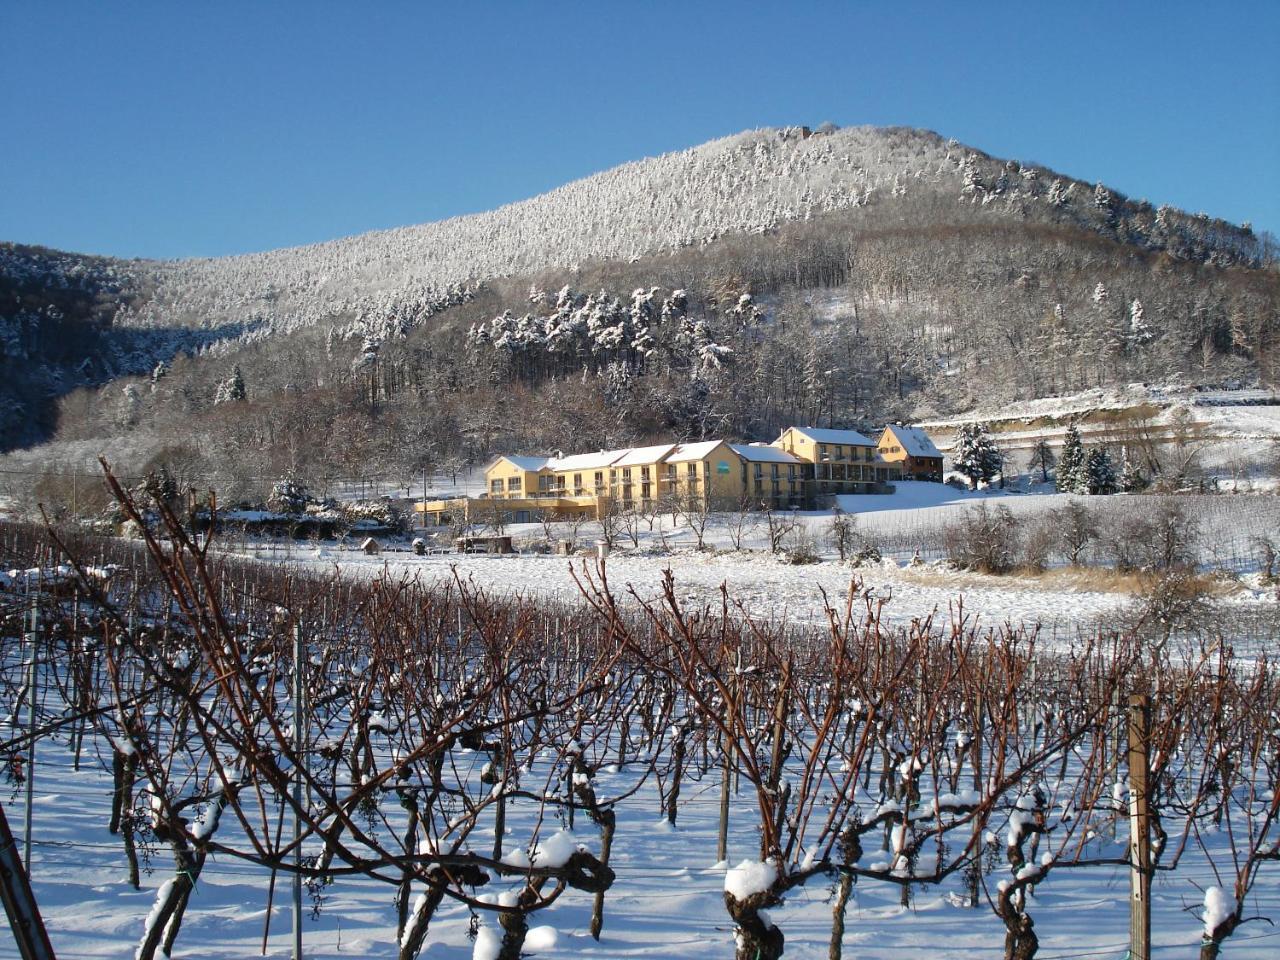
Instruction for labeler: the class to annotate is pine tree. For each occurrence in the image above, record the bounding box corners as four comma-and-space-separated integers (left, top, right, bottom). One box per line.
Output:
1085, 447, 1117, 495
1120, 445, 1145, 493
214, 365, 247, 405
268, 476, 310, 515
1029, 436, 1056, 483
953, 422, 1001, 490
1056, 420, 1086, 494
1128, 299, 1152, 348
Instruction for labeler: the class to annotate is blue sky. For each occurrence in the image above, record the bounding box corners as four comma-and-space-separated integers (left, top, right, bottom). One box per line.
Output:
2, 1, 1277, 259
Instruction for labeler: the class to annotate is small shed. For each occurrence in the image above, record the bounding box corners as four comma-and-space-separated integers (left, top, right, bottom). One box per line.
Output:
455, 535, 514, 555
360, 537, 381, 555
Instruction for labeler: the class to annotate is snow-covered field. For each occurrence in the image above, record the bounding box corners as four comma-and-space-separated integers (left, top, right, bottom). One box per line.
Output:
20, 713, 1280, 959
239, 482, 1280, 642
8, 486, 1280, 960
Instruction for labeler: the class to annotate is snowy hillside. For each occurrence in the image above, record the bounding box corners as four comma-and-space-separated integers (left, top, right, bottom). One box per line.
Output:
102, 125, 1263, 341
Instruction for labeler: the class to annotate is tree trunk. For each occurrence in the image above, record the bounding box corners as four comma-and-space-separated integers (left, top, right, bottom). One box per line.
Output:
726, 892, 785, 960
110, 750, 140, 888
829, 871, 852, 960
589, 812, 616, 940
397, 885, 445, 960
395, 801, 421, 942
666, 735, 685, 826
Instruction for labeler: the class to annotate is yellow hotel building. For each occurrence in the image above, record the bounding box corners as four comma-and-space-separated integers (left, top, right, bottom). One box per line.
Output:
418, 425, 925, 526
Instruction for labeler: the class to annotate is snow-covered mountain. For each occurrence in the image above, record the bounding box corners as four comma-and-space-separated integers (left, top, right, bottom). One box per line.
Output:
0, 124, 1273, 454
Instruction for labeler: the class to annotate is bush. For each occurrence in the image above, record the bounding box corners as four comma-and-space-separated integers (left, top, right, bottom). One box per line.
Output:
943, 504, 1020, 574
1020, 515, 1057, 573
783, 528, 820, 565
852, 542, 882, 566
1050, 500, 1098, 566
1105, 500, 1199, 573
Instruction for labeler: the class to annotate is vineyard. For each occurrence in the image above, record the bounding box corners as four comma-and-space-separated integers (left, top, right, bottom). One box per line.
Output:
2, 483, 1280, 960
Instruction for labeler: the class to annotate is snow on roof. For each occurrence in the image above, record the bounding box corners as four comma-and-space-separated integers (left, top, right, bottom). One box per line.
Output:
788, 426, 875, 446
729, 443, 801, 464
665, 440, 726, 463
884, 424, 941, 458
613, 443, 677, 466
550, 448, 627, 471
495, 454, 553, 471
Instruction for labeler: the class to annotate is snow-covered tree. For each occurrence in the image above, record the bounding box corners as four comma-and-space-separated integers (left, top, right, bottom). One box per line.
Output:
268, 476, 310, 514
952, 422, 1002, 490
214, 365, 247, 404
1128, 299, 1152, 347
1119, 445, 1145, 493
1084, 447, 1117, 495
1055, 420, 1087, 494
1029, 436, 1056, 484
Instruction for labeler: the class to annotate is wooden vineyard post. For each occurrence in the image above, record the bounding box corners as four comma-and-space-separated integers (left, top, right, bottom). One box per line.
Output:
1128, 693, 1151, 960
970, 693, 984, 909
292, 623, 306, 960
23, 596, 39, 874
0, 800, 56, 960
717, 665, 740, 865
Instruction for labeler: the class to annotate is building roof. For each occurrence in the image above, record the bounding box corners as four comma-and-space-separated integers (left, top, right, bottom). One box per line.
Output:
883, 424, 942, 458
786, 426, 876, 446
494, 454, 553, 472
613, 443, 678, 466
665, 440, 727, 463
729, 443, 802, 464
549, 448, 627, 472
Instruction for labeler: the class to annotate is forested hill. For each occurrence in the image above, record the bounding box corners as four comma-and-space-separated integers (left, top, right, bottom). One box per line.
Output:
2, 124, 1277, 493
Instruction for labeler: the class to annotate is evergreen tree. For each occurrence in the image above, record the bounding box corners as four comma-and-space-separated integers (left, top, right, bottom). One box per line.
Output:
1029, 436, 1056, 483
214, 365, 246, 405
1120, 445, 1145, 493
1084, 447, 1117, 495
953, 422, 1001, 490
1056, 420, 1086, 494
1128, 299, 1152, 347
268, 476, 310, 515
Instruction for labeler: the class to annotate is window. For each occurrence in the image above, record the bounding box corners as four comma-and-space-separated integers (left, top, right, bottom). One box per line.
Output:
594, 471, 604, 491
507, 477, 522, 491
686, 463, 697, 476
490, 479, 503, 493
834, 445, 843, 459
771, 464, 780, 479
787, 465, 796, 479
819, 444, 829, 459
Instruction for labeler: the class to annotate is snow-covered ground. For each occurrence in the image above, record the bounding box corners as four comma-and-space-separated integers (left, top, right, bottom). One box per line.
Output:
21, 723, 1280, 959
920, 385, 1280, 490
236, 482, 1279, 644
10, 484, 1280, 960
